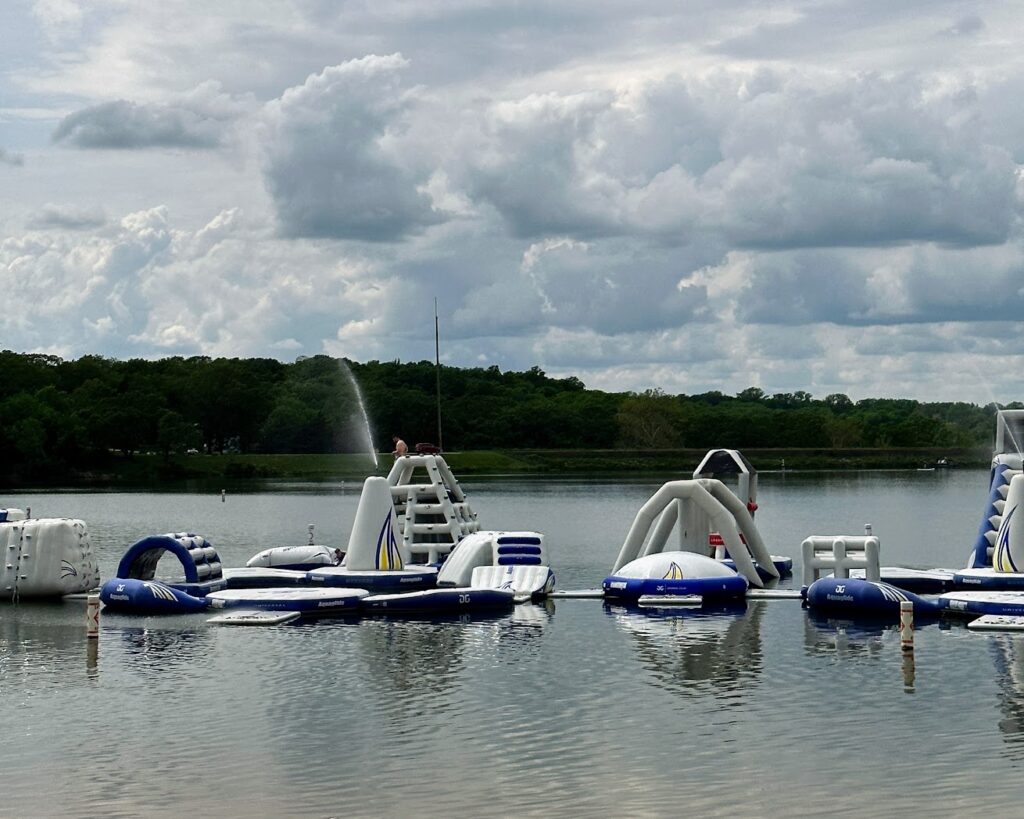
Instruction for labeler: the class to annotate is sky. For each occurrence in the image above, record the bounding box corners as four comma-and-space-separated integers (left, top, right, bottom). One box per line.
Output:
2, 0, 1024, 403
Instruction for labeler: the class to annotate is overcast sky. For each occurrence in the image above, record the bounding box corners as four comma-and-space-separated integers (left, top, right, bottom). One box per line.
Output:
2, 1, 1023, 402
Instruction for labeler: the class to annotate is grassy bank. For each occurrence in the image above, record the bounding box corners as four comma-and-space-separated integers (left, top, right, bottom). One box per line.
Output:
23, 444, 990, 488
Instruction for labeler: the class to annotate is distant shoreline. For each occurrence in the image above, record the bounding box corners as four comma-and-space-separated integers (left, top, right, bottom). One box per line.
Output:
0, 446, 993, 489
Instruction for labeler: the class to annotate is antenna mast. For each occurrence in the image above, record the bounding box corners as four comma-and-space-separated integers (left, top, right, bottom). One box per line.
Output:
435, 297, 443, 452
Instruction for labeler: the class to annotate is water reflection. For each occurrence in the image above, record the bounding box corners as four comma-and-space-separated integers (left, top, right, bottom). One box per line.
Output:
118, 625, 212, 674
990, 635, 1024, 753
0, 602, 98, 686
354, 617, 477, 718
803, 612, 889, 660
606, 602, 763, 697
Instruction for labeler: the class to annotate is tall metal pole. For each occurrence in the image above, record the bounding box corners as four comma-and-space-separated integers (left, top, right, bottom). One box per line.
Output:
435, 297, 443, 452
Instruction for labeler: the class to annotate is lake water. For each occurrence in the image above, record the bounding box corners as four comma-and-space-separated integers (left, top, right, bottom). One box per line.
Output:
2, 468, 1021, 817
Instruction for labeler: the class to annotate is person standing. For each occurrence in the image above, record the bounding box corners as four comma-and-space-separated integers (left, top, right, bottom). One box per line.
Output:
392, 436, 408, 457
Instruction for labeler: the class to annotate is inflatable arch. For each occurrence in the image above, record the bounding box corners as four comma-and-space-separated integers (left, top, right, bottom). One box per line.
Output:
116, 533, 226, 596
610, 479, 778, 588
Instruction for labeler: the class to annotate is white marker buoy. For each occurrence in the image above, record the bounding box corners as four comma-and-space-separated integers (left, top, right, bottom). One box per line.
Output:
899, 600, 913, 651
86, 593, 100, 638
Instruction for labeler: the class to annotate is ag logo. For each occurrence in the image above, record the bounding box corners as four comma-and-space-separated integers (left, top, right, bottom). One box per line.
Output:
116, 583, 125, 592
835, 584, 846, 593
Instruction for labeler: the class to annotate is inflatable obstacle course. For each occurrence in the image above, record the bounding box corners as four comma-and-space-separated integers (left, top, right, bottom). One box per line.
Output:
437, 530, 555, 598
308, 476, 438, 591
116, 533, 226, 596
1, 512, 100, 599
388, 454, 480, 563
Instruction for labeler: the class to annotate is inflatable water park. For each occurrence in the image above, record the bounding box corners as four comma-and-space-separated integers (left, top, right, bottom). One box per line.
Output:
9, 410, 1024, 636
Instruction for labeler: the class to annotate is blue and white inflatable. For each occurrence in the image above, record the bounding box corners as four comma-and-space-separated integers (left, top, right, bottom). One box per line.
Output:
940, 591, 1024, 618
306, 477, 437, 591
207, 587, 368, 614
115, 533, 226, 596
804, 577, 940, 618
952, 468, 1024, 591
437, 531, 555, 599
99, 578, 209, 614
362, 587, 516, 615
603, 552, 748, 604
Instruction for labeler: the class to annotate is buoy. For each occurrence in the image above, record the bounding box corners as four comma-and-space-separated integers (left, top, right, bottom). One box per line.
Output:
86, 593, 100, 638
221, 489, 226, 503
899, 599, 914, 651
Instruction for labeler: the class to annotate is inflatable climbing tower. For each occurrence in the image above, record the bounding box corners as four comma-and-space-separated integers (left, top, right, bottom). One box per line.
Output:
387, 454, 480, 563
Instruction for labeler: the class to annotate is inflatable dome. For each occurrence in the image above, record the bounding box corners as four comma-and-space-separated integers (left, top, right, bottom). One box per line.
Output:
603, 551, 748, 603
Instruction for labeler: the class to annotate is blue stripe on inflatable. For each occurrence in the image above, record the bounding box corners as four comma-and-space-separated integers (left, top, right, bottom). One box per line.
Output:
953, 571, 1024, 590
942, 593, 1024, 618
497, 555, 542, 566
496, 545, 542, 555
496, 536, 542, 545
602, 574, 748, 602
363, 588, 515, 614
804, 577, 940, 618
169, 579, 227, 596
208, 590, 366, 613
100, 578, 209, 614
306, 570, 436, 591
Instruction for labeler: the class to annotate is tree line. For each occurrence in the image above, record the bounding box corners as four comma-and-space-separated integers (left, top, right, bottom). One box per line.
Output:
0, 350, 1013, 481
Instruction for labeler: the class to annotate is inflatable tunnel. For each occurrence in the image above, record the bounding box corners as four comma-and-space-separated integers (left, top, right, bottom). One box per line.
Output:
116, 533, 226, 596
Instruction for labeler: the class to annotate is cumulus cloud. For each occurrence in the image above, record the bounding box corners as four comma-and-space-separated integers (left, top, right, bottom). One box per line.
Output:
451, 71, 1019, 253
52, 82, 249, 149
9, 1, 1024, 401
0, 205, 406, 359
260, 54, 446, 241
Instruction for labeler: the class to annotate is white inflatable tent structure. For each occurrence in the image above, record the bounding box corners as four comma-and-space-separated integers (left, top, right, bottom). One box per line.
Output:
387, 454, 480, 563
610, 479, 779, 588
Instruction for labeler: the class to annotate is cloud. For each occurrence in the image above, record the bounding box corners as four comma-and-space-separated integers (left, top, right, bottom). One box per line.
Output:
0, 205, 405, 359
52, 82, 249, 150
9, 2, 1024, 402
0, 148, 25, 166
27, 203, 106, 230
259, 54, 446, 241
939, 15, 985, 37
451, 71, 1019, 252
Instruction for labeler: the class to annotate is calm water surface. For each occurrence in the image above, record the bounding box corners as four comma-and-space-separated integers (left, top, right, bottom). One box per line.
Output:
3, 469, 1022, 817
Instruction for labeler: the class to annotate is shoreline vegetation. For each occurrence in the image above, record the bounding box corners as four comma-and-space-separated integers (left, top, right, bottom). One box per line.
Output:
0, 350, 1009, 488
17, 446, 992, 489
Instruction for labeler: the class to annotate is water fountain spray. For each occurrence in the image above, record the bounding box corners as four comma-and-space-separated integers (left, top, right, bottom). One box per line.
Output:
339, 360, 378, 468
